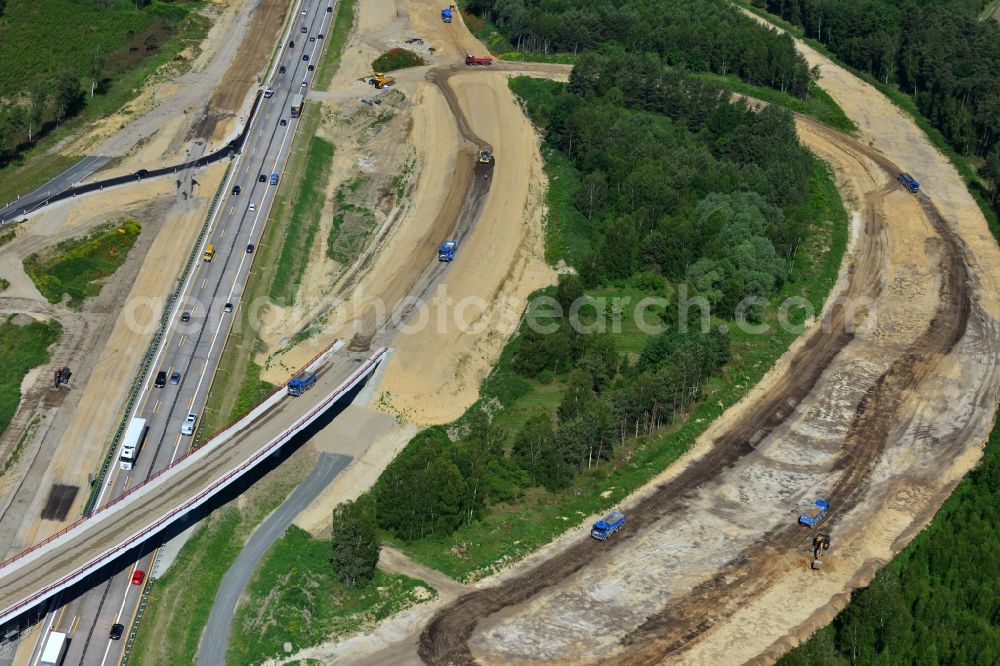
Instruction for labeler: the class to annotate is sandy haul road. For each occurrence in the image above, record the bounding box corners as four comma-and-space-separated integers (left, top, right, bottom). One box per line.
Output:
409, 26, 1000, 666
256, 0, 554, 426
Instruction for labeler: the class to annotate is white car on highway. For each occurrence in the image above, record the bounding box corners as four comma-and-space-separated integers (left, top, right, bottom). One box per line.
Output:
181, 413, 198, 436
248, 203, 257, 212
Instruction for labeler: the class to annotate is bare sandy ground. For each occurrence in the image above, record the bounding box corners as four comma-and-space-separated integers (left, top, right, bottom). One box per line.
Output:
0, 163, 226, 553
255, 0, 554, 426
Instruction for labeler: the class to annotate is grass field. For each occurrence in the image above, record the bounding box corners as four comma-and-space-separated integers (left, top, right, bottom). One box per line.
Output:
128, 455, 314, 666
392, 155, 849, 582
0, 316, 62, 440
227, 526, 435, 665
314, 0, 357, 91
23, 219, 141, 309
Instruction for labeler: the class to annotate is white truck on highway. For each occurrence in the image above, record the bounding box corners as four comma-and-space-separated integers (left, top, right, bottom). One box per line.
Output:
119, 417, 148, 471
40, 631, 68, 666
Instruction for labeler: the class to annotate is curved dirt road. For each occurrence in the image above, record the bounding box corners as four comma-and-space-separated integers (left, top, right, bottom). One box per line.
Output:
415, 35, 1000, 666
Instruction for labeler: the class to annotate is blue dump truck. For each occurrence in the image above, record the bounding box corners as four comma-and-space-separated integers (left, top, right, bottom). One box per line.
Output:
438, 240, 457, 262
898, 172, 919, 193
287, 370, 317, 396
799, 499, 830, 527
591, 510, 625, 541
441, 6, 452, 22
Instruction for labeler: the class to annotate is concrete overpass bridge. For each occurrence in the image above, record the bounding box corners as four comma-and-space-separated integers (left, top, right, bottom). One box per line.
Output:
0, 345, 387, 628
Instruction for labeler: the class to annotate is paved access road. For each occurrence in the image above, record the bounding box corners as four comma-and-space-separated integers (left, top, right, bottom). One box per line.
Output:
197, 452, 353, 666
21, 2, 340, 664
0, 156, 111, 225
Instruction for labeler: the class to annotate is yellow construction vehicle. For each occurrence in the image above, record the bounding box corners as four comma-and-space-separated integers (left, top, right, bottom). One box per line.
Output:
367, 73, 395, 89
478, 148, 493, 164
811, 533, 831, 569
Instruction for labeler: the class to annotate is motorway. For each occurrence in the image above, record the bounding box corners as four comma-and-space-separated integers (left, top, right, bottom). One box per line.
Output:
16, 2, 338, 664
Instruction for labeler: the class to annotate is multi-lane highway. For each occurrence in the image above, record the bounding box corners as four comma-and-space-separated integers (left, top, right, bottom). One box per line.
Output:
18, 2, 338, 664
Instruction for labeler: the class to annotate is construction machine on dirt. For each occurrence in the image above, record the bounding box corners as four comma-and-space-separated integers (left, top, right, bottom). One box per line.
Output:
367, 73, 395, 89
478, 148, 493, 164
811, 533, 831, 569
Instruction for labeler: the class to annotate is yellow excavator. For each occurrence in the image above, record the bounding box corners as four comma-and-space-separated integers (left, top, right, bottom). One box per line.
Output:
367, 72, 395, 89
811, 533, 831, 569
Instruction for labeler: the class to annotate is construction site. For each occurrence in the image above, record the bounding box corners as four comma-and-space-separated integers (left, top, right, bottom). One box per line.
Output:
0, 0, 996, 664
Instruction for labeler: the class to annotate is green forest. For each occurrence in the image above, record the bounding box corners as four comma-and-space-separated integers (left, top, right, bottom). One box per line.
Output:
780, 417, 1000, 665
371, 0, 845, 572
466, 0, 812, 95
755, 0, 1000, 208
0, 0, 200, 168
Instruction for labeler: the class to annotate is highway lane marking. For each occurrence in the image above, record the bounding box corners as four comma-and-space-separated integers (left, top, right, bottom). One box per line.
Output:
221, 228, 227, 238
123, 477, 133, 493
229, 205, 235, 215
202, 278, 208, 288
32, 610, 61, 666
179, 335, 187, 347
69, 615, 80, 634
245, 164, 250, 174
170, 434, 184, 460
152, 400, 161, 414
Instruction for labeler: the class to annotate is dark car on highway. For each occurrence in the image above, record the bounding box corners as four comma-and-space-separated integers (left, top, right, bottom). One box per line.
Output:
258, 174, 267, 182
109, 623, 124, 640
232, 185, 241, 195
180, 311, 191, 322
170, 371, 181, 385
154, 370, 166, 388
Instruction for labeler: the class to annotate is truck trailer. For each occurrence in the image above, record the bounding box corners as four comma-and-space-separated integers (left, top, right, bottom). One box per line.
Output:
119, 417, 148, 471
40, 631, 68, 666
591, 510, 625, 541
465, 54, 493, 66
290, 93, 304, 118
288, 371, 317, 396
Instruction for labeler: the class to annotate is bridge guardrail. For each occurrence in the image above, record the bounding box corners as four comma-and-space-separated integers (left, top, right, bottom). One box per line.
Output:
0, 349, 386, 623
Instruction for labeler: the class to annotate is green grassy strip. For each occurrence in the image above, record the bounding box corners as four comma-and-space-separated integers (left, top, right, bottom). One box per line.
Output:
0, 318, 61, 440
734, 0, 1000, 235
697, 72, 857, 134
227, 526, 436, 665
1, 414, 42, 477
228, 359, 277, 423
268, 117, 334, 304
128, 510, 242, 666
498, 52, 580, 65
456, 3, 515, 53
128, 465, 311, 666
979, 0, 1000, 20
393, 156, 848, 582
199, 102, 323, 439
23, 219, 141, 309
314, 0, 357, 92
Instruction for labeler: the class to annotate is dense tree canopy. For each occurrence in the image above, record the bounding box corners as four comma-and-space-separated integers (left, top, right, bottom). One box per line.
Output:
757, 0, 1000, 202
467, 0, 813, 96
